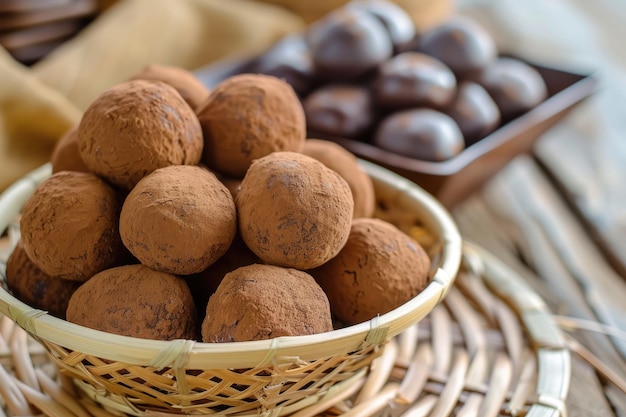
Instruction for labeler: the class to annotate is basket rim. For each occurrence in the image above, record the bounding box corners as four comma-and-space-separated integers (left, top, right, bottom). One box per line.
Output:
0, 161, 462, 369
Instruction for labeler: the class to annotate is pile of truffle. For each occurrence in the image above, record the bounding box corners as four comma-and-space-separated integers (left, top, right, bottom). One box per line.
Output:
7, 65, 432, 343
252, 0, 549, 162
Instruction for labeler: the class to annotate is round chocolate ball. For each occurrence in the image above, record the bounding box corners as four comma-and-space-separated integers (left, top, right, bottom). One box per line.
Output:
447, 81, 500, 145
306, 8, 393, 80
474, 57, 548, 120
419, 17, 497, 78
20, 171, 123, 281
303, 85, 374, 139
78, 80, 203, 190
374, 52, 457, 109
120, 165, 237, 275
374, 109, 464, 161
346, 0, 416, 51
197, 74, 306, 178
51, 125, 89, 174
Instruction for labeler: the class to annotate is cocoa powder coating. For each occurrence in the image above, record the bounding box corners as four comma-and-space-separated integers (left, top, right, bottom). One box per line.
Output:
201, 264, 333, 342
66, 264, 198, 340
119, 165, 237, 275
6, 241, 82, 319
236, 152, 353, 269
77, 80, 203, 190
197, 74, 306, 177
313, 218, 431, 325
302, 139, 375, 218
51, 125, 89, 174
19, 171, 123, 281
129, 64, 211, 110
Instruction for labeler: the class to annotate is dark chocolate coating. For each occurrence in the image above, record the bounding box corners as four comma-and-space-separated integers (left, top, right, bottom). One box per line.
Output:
447, 81, 500, 145
306, 9, 393, 80
374, 109, 464, 161
303, 85, 374, 139
253, 35, 315, 96
374, 52, 457, 109
474, 57, 548, 120
345, 0, 416, 51
418, 17, 497, 77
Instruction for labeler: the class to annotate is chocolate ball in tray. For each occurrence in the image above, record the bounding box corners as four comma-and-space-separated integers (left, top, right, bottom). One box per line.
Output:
201, 264, 333, 342
50, 125, 89, 174
313, 218, 431, 326
66, 264, 198, 340
447, 81, 501, 145
6, 241, 82, 319
77, 79, 203, 190
19, 171, 123, 282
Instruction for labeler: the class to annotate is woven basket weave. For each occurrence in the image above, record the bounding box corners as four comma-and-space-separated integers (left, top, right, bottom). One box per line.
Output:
0, 161, 462, 416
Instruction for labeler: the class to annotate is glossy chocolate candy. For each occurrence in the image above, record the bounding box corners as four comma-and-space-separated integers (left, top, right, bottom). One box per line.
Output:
447, 81, 500, 145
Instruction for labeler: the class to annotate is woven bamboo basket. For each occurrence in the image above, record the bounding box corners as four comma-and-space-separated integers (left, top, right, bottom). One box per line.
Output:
0, 240, 572, 417
0, 160, 463, 416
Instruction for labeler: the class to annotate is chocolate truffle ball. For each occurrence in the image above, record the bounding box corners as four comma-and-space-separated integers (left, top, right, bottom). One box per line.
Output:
447, 81, 500, 145
474, 57, 548, 120
302, 139, 375, 218
313, 218, 431, 325
303, 85, 374, 139
20, 171, 123, 281
78, 80, 203, 190
66, 264, 197, 340
253, 35, 315, 96
51, 125, 89, 174
128, 64, 211, 110
346, 0, 416, 51
374, 109, 464, 161
197, 74, 306, 178
419, 17, 497, 78
120, 165, 237, 275
202, 264, 333, 342
236, 152, 353, 270
374, 52, 457, 109
306, 9, 393, 80
6, 241, 82, 319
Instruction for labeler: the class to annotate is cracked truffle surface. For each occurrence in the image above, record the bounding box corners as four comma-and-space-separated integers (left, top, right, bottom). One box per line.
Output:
77, 80, 203, 190
313, 218, 431, 325
119, 165, 237, 275
66, 264, 197, 340
201, 264, 333, 342
302, 139, 375, 218
236, 152, 353, 269
20, 171, 123, 281
6, 241, 82, 319
197, 74, 306, 177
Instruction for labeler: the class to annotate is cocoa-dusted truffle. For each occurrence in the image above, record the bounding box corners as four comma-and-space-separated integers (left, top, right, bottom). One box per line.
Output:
128, 64, 211, 110
313, 218, 431, 325
120, 165, 237, 275
236, 152, 353, 269
302, 139, 375, 218
6, 241, 82, 319
374, 109, 464, 161
50, 125, 89, 174
197, 74, 306, 178
20, 171, 123, 281
66, 264, 197, 340
201, 264, 333, 342
78, 80, 203, 190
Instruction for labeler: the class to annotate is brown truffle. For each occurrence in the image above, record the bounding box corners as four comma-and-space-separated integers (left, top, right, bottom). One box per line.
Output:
236, 152, 353, 270
312, 218, 431, 326
78, 80, 203, 190
197, 74, 306, 177
6, 241, 82, 319
120, 165, 237, 275
128, 64, 210, 110
50, 125, 89, 174
201, 264, 333, 342
66, 264, 197, 340
302, 139, 375, 218
20, 171, 123, 281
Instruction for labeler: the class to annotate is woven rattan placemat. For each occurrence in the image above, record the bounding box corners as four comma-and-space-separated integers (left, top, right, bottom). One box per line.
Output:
0, 241, 569, 417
